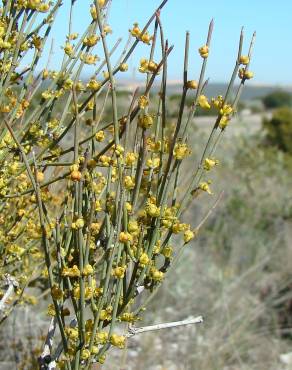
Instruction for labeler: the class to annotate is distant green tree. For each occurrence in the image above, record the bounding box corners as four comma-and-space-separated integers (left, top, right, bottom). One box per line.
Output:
263, 107, 292, 154
262, 90, 292, 109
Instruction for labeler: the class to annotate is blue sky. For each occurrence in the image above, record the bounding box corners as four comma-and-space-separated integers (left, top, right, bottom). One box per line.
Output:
48, 0, 292, 85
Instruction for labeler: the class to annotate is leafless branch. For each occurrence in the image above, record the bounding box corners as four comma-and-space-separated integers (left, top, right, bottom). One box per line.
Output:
127, 316, 203, 337
0, 275, 19, 314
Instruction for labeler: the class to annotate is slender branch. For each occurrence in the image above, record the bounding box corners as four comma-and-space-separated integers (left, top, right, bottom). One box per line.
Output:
195, 191, 224, 231
127, 316, 203, 337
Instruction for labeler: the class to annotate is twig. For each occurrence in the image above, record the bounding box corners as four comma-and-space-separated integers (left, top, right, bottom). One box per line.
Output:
92, 315, 204, 364
0, 275, 19, 313
195, 191, 224, 231
127, 316, 203, 337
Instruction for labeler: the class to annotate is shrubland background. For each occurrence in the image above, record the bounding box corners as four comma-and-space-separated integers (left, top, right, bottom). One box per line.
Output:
1, 85, 292, 370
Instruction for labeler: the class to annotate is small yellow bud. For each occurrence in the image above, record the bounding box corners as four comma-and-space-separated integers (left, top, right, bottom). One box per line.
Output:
199, 181, 212, 195
75, 218, 84, 229
220, 104, 233, 116
139, 252, 150, 266
103, 25, 112, 35
146, 157, 160, 169
186, 80, 198, 89
199, 45, 209, 58
95, 331, 108, 344
68, 33, 79, 40
125, 152, 137, 166
239, 55, 250, 65
83, 264, 94, 276
70, 170, 82, 182
18, 209, 26, 217
173, 143, 191, 160
62, 265, 81, 277
47, 304, 56, 316
161, 245, 173, 258
112, 266, 126, 279
138, 114, 153, 129
114, 144, 124, 156
130, 23, 141, 37
119, 63, 128, 72
91, 346, 99, 355
141, 32, 152, 45
138, 95, 149, 109
198, 95, 211, 109
244, 70, 254, 80
148, 60, 158, 72
119, 232, 133, 244
172, 222, 188, 234
203, 158, 219, 171
238, 68, 254, 80
42, 69, 49, 79
90, 222, 101, 235
64, 42, 74, 57
145, 202, 160, 218
184, 229, 195, 243
87, 78, 101, 91
38, 3, 50, 12
95, 130, 105, 142
120, 312, 136, 323
110, 334, 126, 348
125, 202, 133, 213
98, 0, 106, 7
90, 5, 97, 20
87, 159, 97, 169
128, 220, 139, 233
212, 95, 224, 109
81, 349, 91, 360
83, 34, 100, 47
36, 171, 44, 183
219, 115, 230, 129
66, 327, 79, 340
51, 285, 63, 300
124, 176, 135, 190
150, 267, 164, 281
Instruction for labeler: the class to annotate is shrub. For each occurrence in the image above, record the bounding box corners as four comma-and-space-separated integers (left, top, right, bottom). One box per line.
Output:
0, 0, 255, 368
262, 90, 292, 109
263, 107, 292, 154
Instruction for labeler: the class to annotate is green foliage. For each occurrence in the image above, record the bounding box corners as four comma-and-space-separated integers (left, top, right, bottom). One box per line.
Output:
263, 107, 292, 154
262, 90, 292, 109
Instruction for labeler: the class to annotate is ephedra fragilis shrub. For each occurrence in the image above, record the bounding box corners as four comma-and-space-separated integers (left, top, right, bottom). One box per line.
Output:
0, 0, 255, 368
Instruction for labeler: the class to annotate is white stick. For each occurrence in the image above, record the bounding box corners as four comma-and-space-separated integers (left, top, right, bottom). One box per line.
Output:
127, 315, 203, 337
0, 274, 18, 313
88, 315, 204, 365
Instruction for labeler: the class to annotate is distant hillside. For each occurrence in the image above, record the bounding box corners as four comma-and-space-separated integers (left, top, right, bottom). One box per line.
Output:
34, 76, 292, 102
118, 80, 292, 101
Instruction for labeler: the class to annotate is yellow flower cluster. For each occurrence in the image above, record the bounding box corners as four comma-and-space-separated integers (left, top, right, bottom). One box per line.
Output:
16, 0, 51, 12
62, 265, 81, 277
130, 23, 153, 44
173, 143, 191, 160
139, 58, 159, 73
